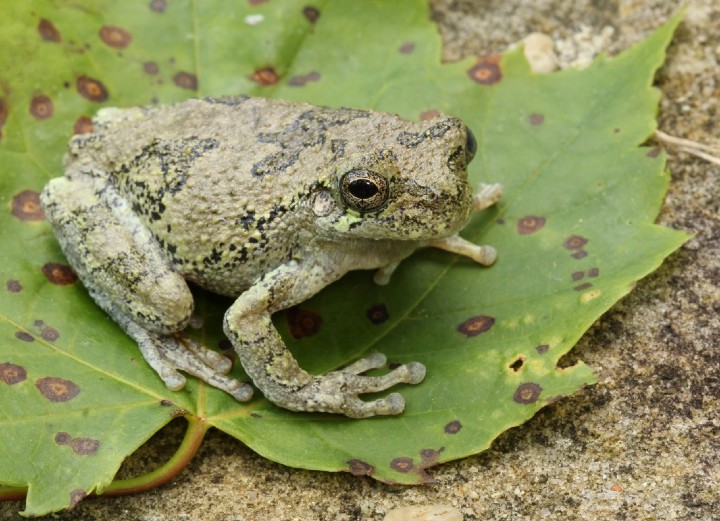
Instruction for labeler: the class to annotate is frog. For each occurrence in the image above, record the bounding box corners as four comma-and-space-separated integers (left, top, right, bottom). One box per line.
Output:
40, 95, 502, 418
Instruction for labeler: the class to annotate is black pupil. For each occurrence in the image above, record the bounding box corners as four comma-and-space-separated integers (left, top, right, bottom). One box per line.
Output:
348, 179, 379, 199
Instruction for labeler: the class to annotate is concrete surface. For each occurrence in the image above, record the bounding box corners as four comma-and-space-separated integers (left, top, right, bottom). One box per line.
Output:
2, 0, 717, 519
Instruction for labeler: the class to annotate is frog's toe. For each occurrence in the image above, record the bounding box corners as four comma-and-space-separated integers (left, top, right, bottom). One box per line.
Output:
205, 374, 254, 401
341, 352, 387, 374
315, 360, 425, 417
129, 323, 252, 401
180, 334, 233, 374
343, 360, 426, 393
343, 392, 406, 418
157, 367, 187, 392
472, 182, 503, 211
404, 361, 427, 384
168, 341, 253, 401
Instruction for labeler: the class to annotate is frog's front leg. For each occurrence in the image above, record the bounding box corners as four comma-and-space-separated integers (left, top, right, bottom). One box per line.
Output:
375, 183, 503, 285
224, 260, 425, 418
41, 170, 252, 401
428, 182, 503, 264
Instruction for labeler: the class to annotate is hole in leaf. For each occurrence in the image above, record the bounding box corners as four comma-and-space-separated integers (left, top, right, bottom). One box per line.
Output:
509, 357, 525, 372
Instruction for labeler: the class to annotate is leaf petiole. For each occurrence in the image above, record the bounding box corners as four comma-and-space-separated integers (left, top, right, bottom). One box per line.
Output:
0, 416, 209, 503
101, 415, 209, 497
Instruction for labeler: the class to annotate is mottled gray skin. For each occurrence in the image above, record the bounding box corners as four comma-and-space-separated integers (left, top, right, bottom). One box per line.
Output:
40, 96, 502, 418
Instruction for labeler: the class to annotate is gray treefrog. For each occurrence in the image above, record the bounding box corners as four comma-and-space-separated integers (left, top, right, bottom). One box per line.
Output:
40, 96, 502, 418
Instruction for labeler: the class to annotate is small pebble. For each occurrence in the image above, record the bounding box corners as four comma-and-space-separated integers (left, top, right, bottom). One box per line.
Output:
522, 33, 559, 73
384, 504, 463, 521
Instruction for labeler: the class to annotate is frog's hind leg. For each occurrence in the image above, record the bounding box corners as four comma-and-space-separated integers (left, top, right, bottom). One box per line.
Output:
224, 260, 426, 418
41, 171, 252, 401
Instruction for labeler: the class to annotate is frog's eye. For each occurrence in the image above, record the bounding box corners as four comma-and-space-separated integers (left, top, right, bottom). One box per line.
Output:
465, 126, 477, 162
340, 168, 389, 213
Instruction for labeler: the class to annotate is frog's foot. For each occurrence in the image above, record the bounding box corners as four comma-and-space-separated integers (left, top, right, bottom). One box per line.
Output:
285, 355, 426, 418
473, 183, 503, 212
125, 322, 254, 401
428, 234, 497, 266
373, 261, 401, 286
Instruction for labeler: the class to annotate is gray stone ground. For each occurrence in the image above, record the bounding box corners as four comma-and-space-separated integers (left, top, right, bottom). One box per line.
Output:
3, 0, 718, 519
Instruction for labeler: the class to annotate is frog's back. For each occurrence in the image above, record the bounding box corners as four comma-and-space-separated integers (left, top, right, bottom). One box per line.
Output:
63, 96, 373, 294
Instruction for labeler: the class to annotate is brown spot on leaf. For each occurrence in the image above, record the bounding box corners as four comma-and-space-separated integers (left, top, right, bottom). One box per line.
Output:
419, 447, 444, 462
574, 282, 592, 291
170, 406, 189, 418
390, 457, 414, 473
420, 109, 439, 121
30, 95, 53, 120
303, 5, 320, 23
173, 71, 198, 90
513, 382, 542, 404
251, 66, 279, 86
347, 459, 374, 476
42, 262, 78, 285
74, 116, 93, 135
467, 55, 502, 85
55, 432, 99, 455
99, 25, 132, 48
71, 437, 100, 455
529, 113, 544, 125
588, 267, 599, 277
149, 0, 167, 12
398, 42, 415, 54
41, 326, 60, 342
36, 377, 80, 402
287, 307, 322, 339
536, 344, 549, 354
144, 61, 159, 75
288, 71, 320, 87
11, 189, 45, 221
55, 432, 71, 444
572, 250, 588, 259
564, 235, 588, 250
6, 280, 22, 293
517, 215, 545, 235
457, 315, 495, 337
38, 18, 62, 42
0, 362, 27, 385
366, 304, 389, 325
571, 271, 584, 281
647, 146, 661, 158
444, 420, 462, 434
15, 331, 34, 342
76, 76, 109, 102
68, 489, 87, 509
160, 399, 173, 407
